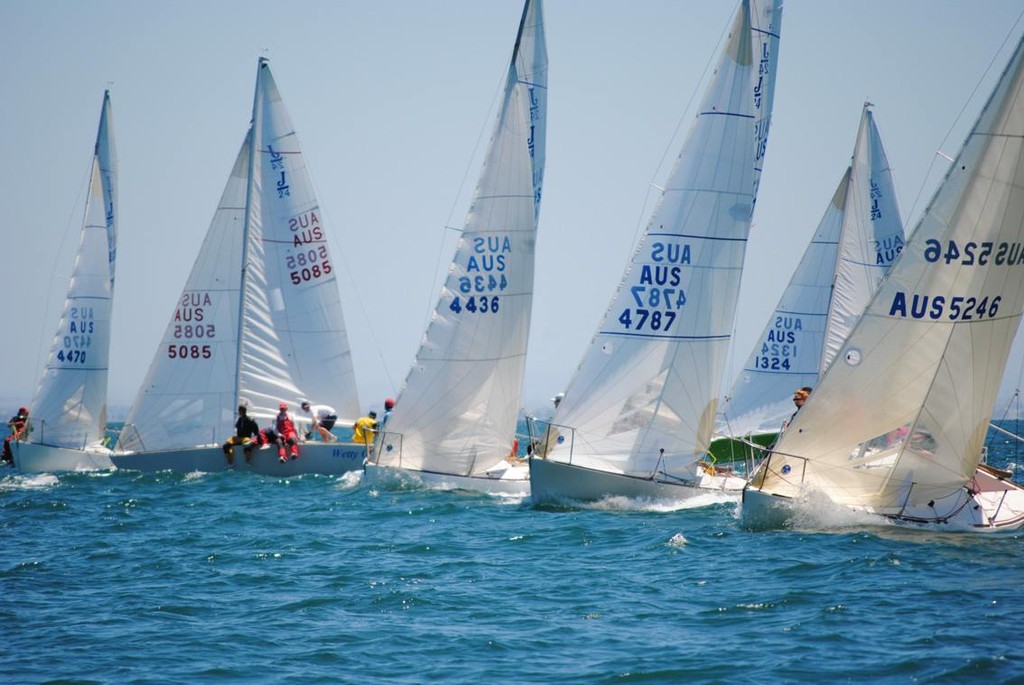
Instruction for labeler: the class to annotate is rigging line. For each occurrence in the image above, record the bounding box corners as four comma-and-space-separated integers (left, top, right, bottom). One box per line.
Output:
423, 55, 508, 334
298, 122, 398, 395
36, 151, 95, 399
630, 1, 736, 254
905, 7, 1024, 228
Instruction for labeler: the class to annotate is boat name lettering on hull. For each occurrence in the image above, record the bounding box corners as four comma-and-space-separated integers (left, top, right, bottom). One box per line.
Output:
889, 291, 1002, 321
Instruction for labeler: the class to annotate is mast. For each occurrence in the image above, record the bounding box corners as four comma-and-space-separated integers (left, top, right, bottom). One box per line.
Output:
233, 57, 266, 409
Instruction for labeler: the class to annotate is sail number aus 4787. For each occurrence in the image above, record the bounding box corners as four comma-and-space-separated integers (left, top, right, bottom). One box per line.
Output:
617, 285, 686, 331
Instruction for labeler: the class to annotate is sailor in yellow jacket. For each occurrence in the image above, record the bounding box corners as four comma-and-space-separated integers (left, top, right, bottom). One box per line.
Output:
352, 411, 378, 445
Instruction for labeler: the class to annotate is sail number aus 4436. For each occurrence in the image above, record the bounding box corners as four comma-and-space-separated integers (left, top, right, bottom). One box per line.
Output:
450, 296, 500, 314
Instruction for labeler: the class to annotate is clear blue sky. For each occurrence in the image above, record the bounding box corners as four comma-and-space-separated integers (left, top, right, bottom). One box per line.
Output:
3, 0, 1024, 419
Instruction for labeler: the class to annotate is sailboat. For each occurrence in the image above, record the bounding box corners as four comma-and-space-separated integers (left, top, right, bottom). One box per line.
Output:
742, 30, 1024, 531
14, 91, 118, 473
112, 58, 364, 475
528, 0, 783, 504
365, 0, 547, 495
715, 104, 905, 461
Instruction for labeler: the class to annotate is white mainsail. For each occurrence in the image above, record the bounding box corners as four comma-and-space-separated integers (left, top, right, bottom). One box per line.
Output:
375, 0, 547, 479
756, 31, 1024, 513
29, 91, 117, 449
722, 105, 905, 436
542, 0, 766, 481
117, 59, 358, 454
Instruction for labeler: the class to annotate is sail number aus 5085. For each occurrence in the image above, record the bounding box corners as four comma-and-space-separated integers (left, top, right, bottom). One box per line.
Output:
167, 344, 212, 359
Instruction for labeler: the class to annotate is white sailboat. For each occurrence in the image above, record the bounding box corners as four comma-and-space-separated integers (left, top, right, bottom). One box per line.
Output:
717, 104, 905, 446
528, 0, 782, 504
743, 31, 1024, 531
14, 91, 118, 473
112, 58, 364, 475
366, 0, 547, 495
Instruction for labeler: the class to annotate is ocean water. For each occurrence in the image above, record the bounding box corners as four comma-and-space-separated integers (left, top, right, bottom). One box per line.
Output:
3, 427, 1024, 684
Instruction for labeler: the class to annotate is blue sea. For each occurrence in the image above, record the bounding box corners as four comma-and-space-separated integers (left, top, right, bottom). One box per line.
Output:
3, 423, 1024, 684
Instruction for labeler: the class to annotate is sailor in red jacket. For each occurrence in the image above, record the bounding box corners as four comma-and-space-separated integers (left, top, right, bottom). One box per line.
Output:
275, 402, 300, 463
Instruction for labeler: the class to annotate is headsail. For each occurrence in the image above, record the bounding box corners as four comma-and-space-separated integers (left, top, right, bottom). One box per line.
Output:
376, 0, 547, 477
761, 32, 1024, 511
30, 91, 117, 449
545, 0, 767, 478
117, 59, 353, 452
722, 105, 904, 436
252, 63, 360, 422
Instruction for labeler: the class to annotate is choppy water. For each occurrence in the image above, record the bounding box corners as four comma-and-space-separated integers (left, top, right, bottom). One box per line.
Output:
3, 426, 1024, 684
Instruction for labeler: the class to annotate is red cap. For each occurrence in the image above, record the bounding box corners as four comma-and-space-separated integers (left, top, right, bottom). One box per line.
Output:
279, 402, 288, 410
385, 398, 395, 409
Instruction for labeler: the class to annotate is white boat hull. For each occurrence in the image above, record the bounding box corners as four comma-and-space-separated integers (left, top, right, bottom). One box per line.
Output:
364, 462, 530, 496
13, 441, 114, 473
742, 463, 1024, 531
111, 441, 368, 476
529, 457, 744, 504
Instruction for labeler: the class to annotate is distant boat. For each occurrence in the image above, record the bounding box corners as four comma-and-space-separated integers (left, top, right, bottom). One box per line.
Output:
715, 103, 905, 459
112, 58, 364, 475
15, 92, 118, 473
528, 0, 782, 503
365, 0, 547, 495
742, 31, 1024, 531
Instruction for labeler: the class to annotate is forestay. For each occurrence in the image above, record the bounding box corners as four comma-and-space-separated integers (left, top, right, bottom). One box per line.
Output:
545, 0, 762, 478
722, 106, 904, 436
762, 33, 1024, 510
117, 60, 357, 452
30, 92, 117, 449
376, 0, 547, 477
